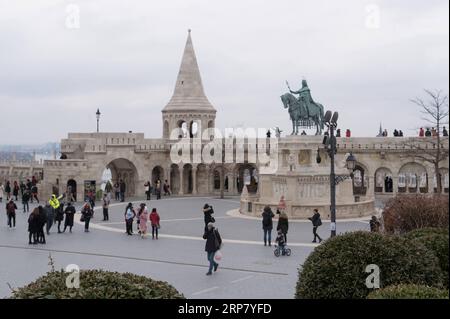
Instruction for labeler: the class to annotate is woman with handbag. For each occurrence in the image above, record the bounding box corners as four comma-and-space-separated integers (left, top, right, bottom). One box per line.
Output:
81, 202, 93, 232
149, 208, 160, 240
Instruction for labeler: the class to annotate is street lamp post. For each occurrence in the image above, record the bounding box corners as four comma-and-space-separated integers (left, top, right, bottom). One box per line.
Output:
96, 108, 101, 133
322, 110, 356, 237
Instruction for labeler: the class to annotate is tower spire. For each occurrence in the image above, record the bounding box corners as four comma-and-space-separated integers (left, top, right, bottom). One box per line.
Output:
163, 30, 215, 111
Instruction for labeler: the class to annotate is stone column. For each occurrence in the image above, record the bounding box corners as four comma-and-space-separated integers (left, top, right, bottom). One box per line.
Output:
179, 166, 184, 195
392, 175, 398, 195
231, 170, 236, 195
192, 165, 197, 195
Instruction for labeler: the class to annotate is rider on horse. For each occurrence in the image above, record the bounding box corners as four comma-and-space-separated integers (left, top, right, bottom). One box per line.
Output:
289, 79, 314, 118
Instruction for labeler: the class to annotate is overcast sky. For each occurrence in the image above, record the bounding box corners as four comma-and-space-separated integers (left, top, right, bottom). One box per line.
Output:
0, 0, 448, 144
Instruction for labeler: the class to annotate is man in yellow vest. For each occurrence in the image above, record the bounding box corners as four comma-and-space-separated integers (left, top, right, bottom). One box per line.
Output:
49, 194, 63, 210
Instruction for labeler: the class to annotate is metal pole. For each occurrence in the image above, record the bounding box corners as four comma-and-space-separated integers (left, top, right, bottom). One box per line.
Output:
330, 124, 336, 237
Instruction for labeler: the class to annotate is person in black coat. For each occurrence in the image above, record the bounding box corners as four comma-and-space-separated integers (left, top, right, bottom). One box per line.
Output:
28, 208, 40, 244
43, 203, 54, 235
37, 206, 47, 244
63, 202, 76, 233
203, 222, 222, 276
308, 209, 323, 243
54, 202, 65, 233
81, 202, 93, 232
276, 211, 289, 243
203, 204, 215, 231
261, 206, 275, 246
22, 190, 30, 213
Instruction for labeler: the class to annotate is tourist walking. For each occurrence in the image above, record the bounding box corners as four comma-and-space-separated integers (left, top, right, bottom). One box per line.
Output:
102, 193, 110, 221
0, 183, 4, 203
119, 180, 126, 202
203, 204, 215, 231
155, 180, 162, 200
63, 202, 76, 233
276, 210, 289, 243
139, 203, 149, 239
13, 181, 19, 201
203, 222, 222, 276
144, 181, 151, 200
20, 181, 26, 198
261, 206, 274, 246
105, 181, 113, 199
43, 203, 54, 235
81, 202, 93, 232
31, 184, 39, 203
308, 209, 323, 243
28, 208, 40, 244
443, 126, 448, 137
5, 181, 11, 201
22, 189, 30, 213
369, 216, 381, 232
6, 199, 17, 228
124, 203, 136, 235
150, 208, 160, 240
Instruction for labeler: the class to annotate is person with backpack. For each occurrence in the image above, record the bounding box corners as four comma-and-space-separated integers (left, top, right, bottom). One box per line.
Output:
124, 203, 136, 235
63, 202, 76, 233
276, 210, 289, 243
203, 204, 215, 231
6, 199, 17, 228
308, 209, 323, 243
261, 206, 275, 246
203, 222, 222, 276
150, 208, 160, 240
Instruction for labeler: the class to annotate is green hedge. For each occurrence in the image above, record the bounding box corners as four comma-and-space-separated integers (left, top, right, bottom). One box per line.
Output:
295, 231, 443, 299
10, 269, 185, 299
403, 228, 449, 287
367, 284, 449, 299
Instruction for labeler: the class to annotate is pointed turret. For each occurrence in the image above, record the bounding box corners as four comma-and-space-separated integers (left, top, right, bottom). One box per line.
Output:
163, 30, 216, 112
162, 30, 217, 139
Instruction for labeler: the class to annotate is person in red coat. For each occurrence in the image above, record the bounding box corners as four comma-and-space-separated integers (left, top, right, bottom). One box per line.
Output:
419, 127, 424, 137
149, 208, 160, 240
345, 129, 351, 137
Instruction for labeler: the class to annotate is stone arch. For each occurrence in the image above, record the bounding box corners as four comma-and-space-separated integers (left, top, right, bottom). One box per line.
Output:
374, 167, 393, 193
105, 158, 139, 197
67, 179, 77, 201
398, 162, 427, 193
436, 167, 449, 193
235, 163, 258, 194
352, 162, 368, 196
151, 166, 164, 186
177, 120, 188, 138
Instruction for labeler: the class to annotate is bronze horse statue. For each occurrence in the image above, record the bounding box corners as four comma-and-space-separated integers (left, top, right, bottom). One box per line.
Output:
280, 89, 325, 135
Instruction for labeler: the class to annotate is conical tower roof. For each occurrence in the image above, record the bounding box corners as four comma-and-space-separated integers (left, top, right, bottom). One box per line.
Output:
162, 30, 216, 113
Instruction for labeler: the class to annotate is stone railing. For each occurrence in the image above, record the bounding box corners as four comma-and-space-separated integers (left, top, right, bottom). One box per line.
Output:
44, 159, 88, 168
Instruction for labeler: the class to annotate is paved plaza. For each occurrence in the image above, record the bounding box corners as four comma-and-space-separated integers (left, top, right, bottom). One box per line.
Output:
0, 196, 370, 299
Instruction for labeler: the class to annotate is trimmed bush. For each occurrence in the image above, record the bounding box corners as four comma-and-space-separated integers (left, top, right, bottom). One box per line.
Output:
403, 228, 449, 287
367, 284, 449, 299
382, 194, 448, 234
10, 269, 185, 299
295, 231, 443, 299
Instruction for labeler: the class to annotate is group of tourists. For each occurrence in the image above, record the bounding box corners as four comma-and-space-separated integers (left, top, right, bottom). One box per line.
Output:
143, 180, 171, 201
262, 206, 323, 248
27, 196, 76, 244
109, 180, 127, 202
123, 202, 161, 239
419, 127, 448, 137
0, 177, 39, 205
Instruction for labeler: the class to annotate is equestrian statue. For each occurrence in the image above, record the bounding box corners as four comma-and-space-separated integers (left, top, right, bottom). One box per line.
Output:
280, 79, 325, 135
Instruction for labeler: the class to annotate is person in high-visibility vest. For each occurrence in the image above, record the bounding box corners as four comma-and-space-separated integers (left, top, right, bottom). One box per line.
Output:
49, 194, 63, 210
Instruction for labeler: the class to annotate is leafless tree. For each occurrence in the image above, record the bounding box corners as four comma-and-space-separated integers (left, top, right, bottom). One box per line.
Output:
410, 89, 449, 194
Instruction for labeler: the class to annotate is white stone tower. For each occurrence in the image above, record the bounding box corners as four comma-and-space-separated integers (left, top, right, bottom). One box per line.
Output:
162, 30, 217, 139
